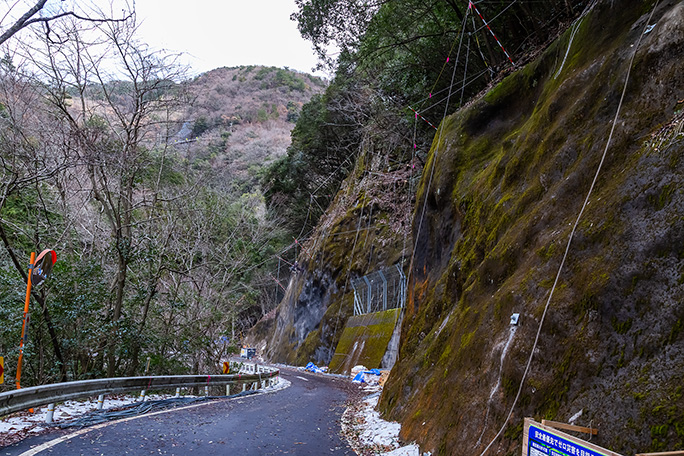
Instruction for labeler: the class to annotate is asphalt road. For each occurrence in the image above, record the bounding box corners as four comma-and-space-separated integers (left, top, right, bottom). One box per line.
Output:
2, 369, 355, 455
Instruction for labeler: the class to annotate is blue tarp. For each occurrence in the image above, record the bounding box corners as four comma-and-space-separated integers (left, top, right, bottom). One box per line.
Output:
352, 369, 382, 384
304, 362, 327, 374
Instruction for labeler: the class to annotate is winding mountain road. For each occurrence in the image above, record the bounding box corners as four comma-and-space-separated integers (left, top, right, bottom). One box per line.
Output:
3, 369, 354, 455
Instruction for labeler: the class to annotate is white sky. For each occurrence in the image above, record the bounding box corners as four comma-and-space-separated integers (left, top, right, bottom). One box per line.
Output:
0, 1, 327, 77
132, 0, 323, 77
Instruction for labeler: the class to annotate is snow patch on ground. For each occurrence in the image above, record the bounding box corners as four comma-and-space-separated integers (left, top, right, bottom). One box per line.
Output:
263, 376, 291, 392
359, 393, 402, 448
342, 384, 429, 456
383, 444, 422, 456
0, 393, 171, 437
0, 375, 290, 445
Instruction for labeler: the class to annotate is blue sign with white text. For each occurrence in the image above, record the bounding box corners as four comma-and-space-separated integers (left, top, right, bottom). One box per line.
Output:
528, 425, 607, 456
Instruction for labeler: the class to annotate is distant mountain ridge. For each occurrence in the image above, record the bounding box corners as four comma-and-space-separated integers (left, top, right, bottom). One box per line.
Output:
181, 65, 327, 190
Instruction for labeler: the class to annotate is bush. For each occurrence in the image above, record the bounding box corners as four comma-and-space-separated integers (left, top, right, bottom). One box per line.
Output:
191, 116, 210, 137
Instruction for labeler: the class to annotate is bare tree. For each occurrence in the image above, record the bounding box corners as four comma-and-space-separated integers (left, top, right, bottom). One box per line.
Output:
22, 15, 188, 376
0, 56, 77, 381
0, 0, 132, 46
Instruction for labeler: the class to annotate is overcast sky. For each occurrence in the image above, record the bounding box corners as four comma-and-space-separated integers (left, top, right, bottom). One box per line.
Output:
133, 0, 323, 77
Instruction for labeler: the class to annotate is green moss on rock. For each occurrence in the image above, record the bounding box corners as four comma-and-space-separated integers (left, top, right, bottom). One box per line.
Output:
329, 308, 402, 373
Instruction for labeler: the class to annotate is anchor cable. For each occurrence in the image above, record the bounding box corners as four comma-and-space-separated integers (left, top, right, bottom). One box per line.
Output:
478, 2, 660, 454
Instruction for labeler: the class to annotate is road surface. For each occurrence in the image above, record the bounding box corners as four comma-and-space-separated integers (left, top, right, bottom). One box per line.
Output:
2, 369, 355, 455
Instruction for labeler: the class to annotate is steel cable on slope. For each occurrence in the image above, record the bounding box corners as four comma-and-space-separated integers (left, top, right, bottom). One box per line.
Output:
400, 110, 422, 268
478, 2, 660, 454
460, 24, 473, 107
328, 186, 368, 355
470, 0, 519, 35
554, 18, 582, 79
410, 7, 471, 275
418, 68, 491, 115
294, 194, 315, 250
412, 62, 489, 111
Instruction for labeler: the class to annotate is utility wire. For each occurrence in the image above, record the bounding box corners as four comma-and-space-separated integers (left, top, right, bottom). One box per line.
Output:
410, 8, 470, 274
478, 2, 660, 454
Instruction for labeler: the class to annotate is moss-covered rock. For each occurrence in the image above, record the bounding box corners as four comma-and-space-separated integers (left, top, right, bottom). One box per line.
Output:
253, 130, 414, 366
380, 1, 684, 454
252, 1, 683, 455
329, 308, 403, 373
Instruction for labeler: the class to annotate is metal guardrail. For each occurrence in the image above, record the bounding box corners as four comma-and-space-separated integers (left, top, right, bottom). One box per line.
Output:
0, 362, 278, 418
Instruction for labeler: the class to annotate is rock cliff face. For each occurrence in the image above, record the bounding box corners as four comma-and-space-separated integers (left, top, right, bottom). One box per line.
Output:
251, 147, 415, 366
380, 1, 684, 454
255, 0, 684, 454
263, 269, 340, 365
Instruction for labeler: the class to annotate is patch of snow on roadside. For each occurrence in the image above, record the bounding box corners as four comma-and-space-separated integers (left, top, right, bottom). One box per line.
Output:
359, 394, 401, 448
0, 394, 171, 437
342, 383, 429, 456
263, 376, 291, 392
382, 444, 422, 456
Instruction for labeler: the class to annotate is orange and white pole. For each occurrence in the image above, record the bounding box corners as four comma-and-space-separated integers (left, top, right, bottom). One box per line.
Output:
16, 251, 35, 391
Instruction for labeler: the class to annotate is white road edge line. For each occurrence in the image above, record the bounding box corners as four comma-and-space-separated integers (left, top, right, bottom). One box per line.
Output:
295, 376, 309, 381
18, 379, 291, 456
18, 400, 215, 456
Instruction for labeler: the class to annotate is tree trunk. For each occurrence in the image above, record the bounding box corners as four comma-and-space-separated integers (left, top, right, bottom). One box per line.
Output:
127, 280, 157, 376
38, 290, 67, 382
443, 0, 464, 21
107, 247, 128, 377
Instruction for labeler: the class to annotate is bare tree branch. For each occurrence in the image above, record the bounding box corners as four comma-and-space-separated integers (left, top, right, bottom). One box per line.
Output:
0, 0, 132, 46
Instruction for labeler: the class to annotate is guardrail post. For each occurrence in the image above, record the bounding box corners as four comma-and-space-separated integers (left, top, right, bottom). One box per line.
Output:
45, 403, 55, 423
226, 384, 230, 396
0, 369, 281, 416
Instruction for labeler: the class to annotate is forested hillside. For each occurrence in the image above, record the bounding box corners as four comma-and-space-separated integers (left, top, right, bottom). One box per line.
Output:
254, 0, 684, 455
182, 66, 325, 191
0, 14, 324, 387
